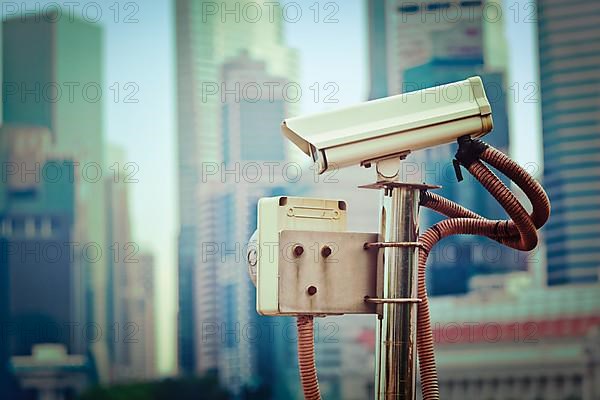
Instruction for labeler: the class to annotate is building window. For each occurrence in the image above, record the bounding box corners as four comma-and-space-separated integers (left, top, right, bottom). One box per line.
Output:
427, 3, 451, 11
398, 5, 419, 13
41, 217, 52, 238
25, 217, 36, 237
1, 218, 12, 236
461, 1, 482, 7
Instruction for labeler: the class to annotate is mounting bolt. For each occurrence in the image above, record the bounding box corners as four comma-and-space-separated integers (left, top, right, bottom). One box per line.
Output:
321, 245, 332, 258
293, 244, 304, 257
247, 249, 257, 267
307, 285, 317, 296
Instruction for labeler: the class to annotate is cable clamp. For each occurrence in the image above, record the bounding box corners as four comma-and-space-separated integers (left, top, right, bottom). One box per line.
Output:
453, 135, 489, 182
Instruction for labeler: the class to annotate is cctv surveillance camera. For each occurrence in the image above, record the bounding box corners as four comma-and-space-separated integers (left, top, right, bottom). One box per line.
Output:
282, 76, 493, 173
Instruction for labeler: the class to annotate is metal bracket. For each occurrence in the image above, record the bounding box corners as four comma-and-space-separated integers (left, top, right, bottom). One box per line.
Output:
364, 297, 421, 304
276, 231, 424, 315
278, 230, 379, 315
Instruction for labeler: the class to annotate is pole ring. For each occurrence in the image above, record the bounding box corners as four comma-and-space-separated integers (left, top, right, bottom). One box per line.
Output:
363, 241, 425, 250
364, 297, 422, 304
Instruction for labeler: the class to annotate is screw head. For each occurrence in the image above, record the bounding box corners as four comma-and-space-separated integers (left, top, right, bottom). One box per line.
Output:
293, 244, 304, 257
307, 286, 317, 296
321, 245, 332, 258
247, 249, 257, 267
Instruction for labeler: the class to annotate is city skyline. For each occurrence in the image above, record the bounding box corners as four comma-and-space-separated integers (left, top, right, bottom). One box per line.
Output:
1, 0, 575, 394
2, 13, 111, 382
1, 9, 160, 397
95, 0, 543, 375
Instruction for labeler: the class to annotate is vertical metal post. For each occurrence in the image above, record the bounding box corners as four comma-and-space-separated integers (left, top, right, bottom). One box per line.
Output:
374, 184, 421, 400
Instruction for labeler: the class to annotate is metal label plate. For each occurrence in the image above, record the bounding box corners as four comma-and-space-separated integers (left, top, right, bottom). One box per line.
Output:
278, 230, 379, 315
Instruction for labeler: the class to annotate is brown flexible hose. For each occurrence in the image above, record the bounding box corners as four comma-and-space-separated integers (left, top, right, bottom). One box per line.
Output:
297, 315, 321, 400
469, 160, 538, 250
421, 191, 484, 220
480, 147, 550, 229
416, 144, 550, 400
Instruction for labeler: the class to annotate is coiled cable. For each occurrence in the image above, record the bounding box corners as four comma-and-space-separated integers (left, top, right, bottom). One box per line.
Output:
416, 141, 550, 400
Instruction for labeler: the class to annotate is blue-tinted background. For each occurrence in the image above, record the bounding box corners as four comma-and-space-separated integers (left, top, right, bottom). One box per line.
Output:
1, 1, 599, 399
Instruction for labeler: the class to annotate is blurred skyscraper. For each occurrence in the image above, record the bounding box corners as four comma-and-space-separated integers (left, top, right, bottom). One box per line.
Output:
0, 125, 92, 398
2, 13, 110, 381
0, 128, 74, 350
105, 146, 157, 381
367, 0, 389, 99
368, 0, 507, 95
0, 20, 2, 122
174, 0, 298, 379
353, 277, 600, 400
537, 0, 600, 285
383, 0, 483, 93
202, 52, 301, 397
125, 252, 157, 379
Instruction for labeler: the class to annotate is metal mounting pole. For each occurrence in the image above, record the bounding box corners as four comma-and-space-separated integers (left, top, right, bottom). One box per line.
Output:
359, 157, 424, 400
374, 182, 421, 400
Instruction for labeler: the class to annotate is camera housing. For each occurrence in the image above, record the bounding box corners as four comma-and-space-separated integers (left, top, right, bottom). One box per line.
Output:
282, 76, 493, 173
